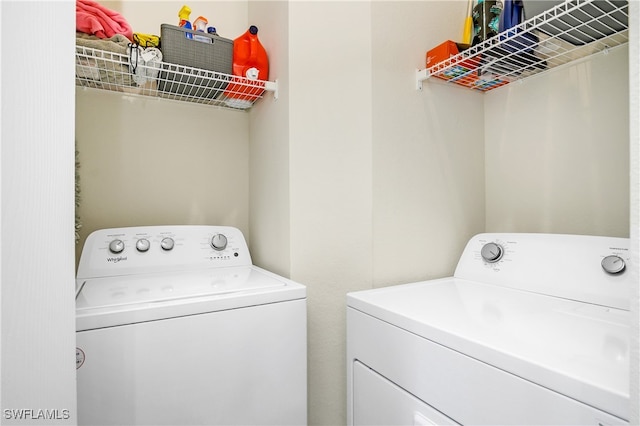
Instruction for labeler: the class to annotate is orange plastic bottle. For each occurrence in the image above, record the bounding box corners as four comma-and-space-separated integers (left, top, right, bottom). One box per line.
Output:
224, 26, 269, 109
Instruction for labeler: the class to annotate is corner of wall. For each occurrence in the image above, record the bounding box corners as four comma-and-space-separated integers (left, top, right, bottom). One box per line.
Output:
248, 1, 291, 277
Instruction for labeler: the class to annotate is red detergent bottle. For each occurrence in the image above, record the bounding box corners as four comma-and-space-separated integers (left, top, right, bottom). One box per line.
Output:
224, 25, 269, 109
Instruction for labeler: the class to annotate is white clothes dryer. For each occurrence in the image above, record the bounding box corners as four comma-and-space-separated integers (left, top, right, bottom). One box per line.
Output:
76, 225, 306, 426
347, 233, 630, 425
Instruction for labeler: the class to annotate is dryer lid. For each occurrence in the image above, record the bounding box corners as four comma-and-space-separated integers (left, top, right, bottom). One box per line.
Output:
347, 278, 629, 420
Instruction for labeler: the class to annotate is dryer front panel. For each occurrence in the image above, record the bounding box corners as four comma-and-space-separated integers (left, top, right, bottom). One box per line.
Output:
347, 308, 627, 425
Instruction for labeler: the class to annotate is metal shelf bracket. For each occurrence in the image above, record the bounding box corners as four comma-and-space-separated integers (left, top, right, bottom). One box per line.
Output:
264, 79, 279, 101
416, 69, 430, 91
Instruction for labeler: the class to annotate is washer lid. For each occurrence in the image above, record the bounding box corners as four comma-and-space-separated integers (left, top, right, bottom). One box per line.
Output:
347, 278, 629, 420
76, 266, 305, 331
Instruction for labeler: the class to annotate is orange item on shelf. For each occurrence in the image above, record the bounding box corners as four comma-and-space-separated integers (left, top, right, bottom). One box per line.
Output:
426, 40, 478, 87
425, 40, 508, 91
426, 40, 460, 68
223, 25, 269, 109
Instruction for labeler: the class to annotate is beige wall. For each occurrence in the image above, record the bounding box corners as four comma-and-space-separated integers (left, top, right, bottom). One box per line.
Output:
75, 90, 250, 263
101, 0, 249, 39
287, 3, 373, 425
485, 46, 629, 237
248, 1, 291, 278
372, 1, 486, 287
256, 2, 485, 424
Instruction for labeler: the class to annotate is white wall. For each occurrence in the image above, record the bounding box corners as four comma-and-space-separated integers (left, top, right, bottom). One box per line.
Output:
288, 3, 373, 424
75, 90, 250, 263
485, 47, 629, 238
248, 1, 291, 277
0, 1, 77, 424
281, 2, 487, 424
372, 1, 486, 287
102, 0, 249, 40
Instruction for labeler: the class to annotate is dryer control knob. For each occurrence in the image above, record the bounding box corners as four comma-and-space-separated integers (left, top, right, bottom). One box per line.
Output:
211, 234, 228, 251
160, 237, 175, 251
601, 255, 625, 274
108, 239, 125, 254
136, 238, 150, 252
481, 242, 503, 263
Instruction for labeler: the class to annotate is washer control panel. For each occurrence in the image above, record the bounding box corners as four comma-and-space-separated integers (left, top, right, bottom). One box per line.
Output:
601, 255, 626, 274
455, 233, 631, 311
77, 225, 252, 280
480, 242, 504, 263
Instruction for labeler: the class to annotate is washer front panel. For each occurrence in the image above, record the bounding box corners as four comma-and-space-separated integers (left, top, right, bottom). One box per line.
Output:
77, 299, 307, 426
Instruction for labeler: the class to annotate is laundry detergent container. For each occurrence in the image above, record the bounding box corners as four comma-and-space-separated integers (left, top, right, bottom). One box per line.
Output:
223, 25, 269, 109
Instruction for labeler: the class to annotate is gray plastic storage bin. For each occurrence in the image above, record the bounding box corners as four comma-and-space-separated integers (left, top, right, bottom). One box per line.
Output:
523, 0, 628, 45
158, 24, 233, 99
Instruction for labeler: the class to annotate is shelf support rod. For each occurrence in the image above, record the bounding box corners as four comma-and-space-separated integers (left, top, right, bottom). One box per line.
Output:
264, 79, 279, 101
416, 68, 430, 91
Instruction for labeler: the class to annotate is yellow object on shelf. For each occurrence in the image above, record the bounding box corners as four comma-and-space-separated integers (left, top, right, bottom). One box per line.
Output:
178, 5, 191, 22
462, 0, 473, 45
133, 33, 160, 48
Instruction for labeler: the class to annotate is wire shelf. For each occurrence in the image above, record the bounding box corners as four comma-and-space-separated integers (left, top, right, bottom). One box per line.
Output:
75, 45, 277, 110
417, 0, 629, 92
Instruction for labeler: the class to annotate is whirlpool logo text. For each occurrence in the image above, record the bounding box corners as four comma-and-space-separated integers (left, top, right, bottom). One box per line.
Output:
107, 256, 127, 263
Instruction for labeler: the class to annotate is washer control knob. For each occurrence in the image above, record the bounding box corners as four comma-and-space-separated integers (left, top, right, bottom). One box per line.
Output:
601, 255, 625, 274
136, 238, 150, 252
211, 234, 228, 251
160, 237, 175, 251
481, 242, 504, 263
108, 239, 125, 254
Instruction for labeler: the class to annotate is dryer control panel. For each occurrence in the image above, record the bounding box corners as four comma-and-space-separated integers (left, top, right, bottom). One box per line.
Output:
77, 225, 252, 280
454, 233, 631, 311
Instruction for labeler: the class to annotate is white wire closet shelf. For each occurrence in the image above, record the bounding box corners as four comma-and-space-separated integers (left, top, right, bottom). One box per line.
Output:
416, 0, 629, 92
75, 45, 277, 110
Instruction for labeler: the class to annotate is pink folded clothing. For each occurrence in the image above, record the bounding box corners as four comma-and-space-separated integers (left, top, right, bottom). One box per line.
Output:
76, 0, 133, 41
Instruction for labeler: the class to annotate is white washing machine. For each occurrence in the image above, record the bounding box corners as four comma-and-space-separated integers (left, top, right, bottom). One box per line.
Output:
347, 233, 630, 425
76, 225, 306, 426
